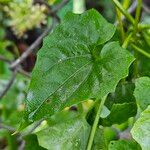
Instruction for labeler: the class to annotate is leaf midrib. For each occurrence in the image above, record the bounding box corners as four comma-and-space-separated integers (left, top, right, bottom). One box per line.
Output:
43, 54, 91, 75
28, 61, 92, 118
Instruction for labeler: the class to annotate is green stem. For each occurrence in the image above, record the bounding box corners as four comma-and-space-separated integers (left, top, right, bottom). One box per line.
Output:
133, 0, 142, 35
138, 24, 150, 30
112, 0, 135, 24
122, 0, 130, 9
131, 44, 150, 58
116, 8, 125, 43
86, 96, 107, 150
121, 32, 133, 83
133, 0, 142, 77
122, 32, 133, 48
73, 0, 85, 14
142, 31, 150, 47
133, 51, 139, 78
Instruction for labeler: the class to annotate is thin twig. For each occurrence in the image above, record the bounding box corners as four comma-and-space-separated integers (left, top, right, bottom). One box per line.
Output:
0, 55, 11, 63
0, 55, 31, 78
10, 21, 56, 70
0, 122, 16, 132
21, 119, 44, 137
0, 121, 25, 150
10, 0, 69, 70
18, 68, 31, 78
0, 70, 17, 100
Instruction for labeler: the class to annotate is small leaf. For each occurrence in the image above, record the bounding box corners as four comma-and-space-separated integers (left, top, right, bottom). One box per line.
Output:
134, 77, 150, 110
24, 134, 46, 150
36, 117, 90, 150
100, 83, 137, 126
46, 109, 80, 126
105, 82, 136, 109
26, 9, 134, 121
131, 105, 150, 150
108, 139, 141, 150
100, 105, 110, 118
100, 102, 137, 126
92, 128, 107, 150
92, 127, 117, 150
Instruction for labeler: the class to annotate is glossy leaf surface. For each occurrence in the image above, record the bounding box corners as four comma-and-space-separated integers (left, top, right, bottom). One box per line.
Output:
108, 139, 141, 150
134, 77, 150, 110
36, 117, 90, 150
131, 105, 150, 150
26, 9, 134, 121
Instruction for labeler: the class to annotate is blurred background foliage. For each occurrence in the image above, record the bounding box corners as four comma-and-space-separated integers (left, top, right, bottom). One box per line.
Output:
0, 0, 150, 149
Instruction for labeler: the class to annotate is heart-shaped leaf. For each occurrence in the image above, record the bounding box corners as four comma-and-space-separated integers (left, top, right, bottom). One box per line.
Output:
26, 9, 134, 121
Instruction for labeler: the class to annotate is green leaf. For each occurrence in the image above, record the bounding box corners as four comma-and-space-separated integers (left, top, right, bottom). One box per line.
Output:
92, 127, 117, 150
36, 117, 90, 150
108, 139, 141, 150
135, 35, 150, 77
100, 83, 137, 126
105, 82, 136, 109
57, 0, 73, 19
24, 134, 46, 150
46, 110, 80, 126
100, 102, 137, 126
134, 77, 150, 110
0, 77, 27, 128
131, 105, 150, 150
92, 128, 107, 150
26, 9, 134, 121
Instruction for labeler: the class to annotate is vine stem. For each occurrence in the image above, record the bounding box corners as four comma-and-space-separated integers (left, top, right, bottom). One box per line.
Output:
0, 70, 17, 100
138, 24, 150, 30
133, 0, 142, 35
122, 0, 130, 9
122, 32, 133, 49
117, 0, 131, 42
86, 96, 107, 150
73, 0, 85, 14
112, 0, 135, 24
121, 33, 133, 86
131, 44, 150, 58
132, 0, 142, 77
116, 8, 125, 43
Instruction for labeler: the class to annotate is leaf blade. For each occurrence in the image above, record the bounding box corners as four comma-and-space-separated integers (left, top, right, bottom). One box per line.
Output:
36, 117, 91, 150
131, 105, 150, 150
134, 77, 150, 110
26, 9, 134, 121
